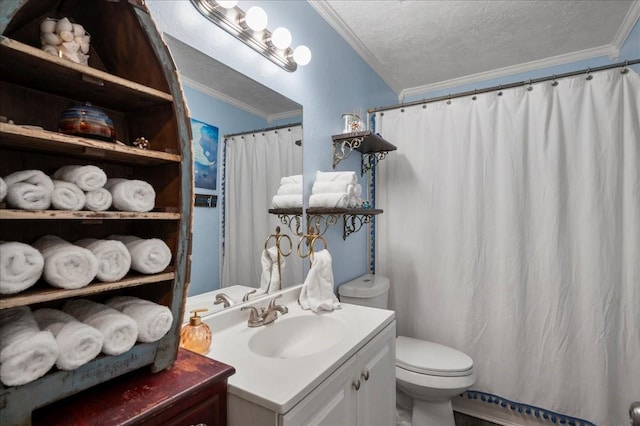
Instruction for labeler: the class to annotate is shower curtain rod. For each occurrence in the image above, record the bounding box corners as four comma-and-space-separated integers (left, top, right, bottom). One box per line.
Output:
368, 58, 640, 114
224, 122, 302, 139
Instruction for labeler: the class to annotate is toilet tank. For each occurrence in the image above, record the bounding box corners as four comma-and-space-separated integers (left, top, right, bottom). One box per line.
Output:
338, 274, 390, 309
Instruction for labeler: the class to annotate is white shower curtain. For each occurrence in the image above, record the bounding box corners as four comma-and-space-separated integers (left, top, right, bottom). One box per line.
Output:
376, 69, 640, 425
222, 125, 304, 289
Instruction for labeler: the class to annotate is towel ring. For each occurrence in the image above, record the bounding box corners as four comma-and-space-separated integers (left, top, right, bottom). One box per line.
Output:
264, 226, 292, 257
297, 227, 328, 266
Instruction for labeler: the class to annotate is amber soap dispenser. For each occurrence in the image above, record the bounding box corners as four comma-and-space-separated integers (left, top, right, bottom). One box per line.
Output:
180, 309, 212, 354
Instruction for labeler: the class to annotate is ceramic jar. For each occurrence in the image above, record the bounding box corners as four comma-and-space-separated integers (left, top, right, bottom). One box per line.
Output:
58, 102, 116, 142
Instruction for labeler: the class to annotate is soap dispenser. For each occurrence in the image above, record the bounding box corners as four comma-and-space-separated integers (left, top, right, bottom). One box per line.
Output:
180, 309, 212, 354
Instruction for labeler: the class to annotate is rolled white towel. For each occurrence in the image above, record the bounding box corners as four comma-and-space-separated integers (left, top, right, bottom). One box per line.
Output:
53, 165, 107, 191
75, 238, 131, 282
84, 188, 112, 211
315, 171, 357, 185
106, 296, 173, 343
105, 178, 155, 212
276, 182, 303, 195
0, 241, 44, 294
108, 235, 171, 274
63, 299, 138, 356
0, 306, 58, 386
280, 175, 302, 185
51, 180, 86, 211
271, 194, 303, 209
0, 177, 6, 202
311, 181, 352, 194
309, 193, 350, 208
32, 308, 104, 370
32, 235, 98, 289
4, 170, 54, 210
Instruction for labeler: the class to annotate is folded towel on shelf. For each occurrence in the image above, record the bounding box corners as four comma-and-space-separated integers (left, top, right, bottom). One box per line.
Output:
33, 235, 98, 289
311, 181, 352, 194
315, 171, 357, 185
105, 178, 155, 212
0, 306, 58, 386
309, 193, 350, 208
258, 246, 285, 296
271, 194, 303, 209
75, 238, 131, 282
0, 241, 44, 294
53, 165, 107, 191
84, 188, 112, 211
4, 170, 54, 210
105, 296, 173, 343
51, 180, 86, 211
298, 249, 340, 313
108, 235, 171, 274
63, 299, 138, 356
32, 308, 103, 370
276, 182, 303, 196
0, 177, 6, 202
280, 175, 302, 185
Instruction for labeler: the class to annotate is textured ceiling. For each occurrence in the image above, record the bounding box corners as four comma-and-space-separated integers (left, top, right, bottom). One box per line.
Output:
311, 0, 638, 97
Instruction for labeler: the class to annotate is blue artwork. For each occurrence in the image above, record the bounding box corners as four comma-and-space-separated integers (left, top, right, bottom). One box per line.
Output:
191, 118, 218, 190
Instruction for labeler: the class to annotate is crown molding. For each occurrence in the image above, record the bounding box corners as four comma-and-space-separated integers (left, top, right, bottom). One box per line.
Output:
267, 109, 303, 124
307, 0, 402, 95
400, 44, 614, 101
610, 0, 640, 58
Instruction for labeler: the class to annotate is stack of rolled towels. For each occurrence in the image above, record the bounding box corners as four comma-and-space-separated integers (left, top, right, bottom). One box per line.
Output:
0, 296, 173, 386
0, 165, 155, 212
271, 174, 303, 209
309, 171, 363, 208
0, 235, 170, 295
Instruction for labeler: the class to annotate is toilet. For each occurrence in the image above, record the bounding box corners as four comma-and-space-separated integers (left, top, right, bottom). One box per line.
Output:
338, 274, 476, 426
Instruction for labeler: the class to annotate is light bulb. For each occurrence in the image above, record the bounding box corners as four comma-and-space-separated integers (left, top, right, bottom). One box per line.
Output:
216, 0, 237, 8
245, 6, 268, 31
271, 27, 292, 49
293, 45, 311, 66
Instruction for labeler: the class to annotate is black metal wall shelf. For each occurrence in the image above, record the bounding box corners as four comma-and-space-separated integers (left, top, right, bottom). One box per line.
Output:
331, 131, 397, 175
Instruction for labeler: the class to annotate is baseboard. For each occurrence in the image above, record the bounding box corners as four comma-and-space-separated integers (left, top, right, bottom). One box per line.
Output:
453, 397, 549, 426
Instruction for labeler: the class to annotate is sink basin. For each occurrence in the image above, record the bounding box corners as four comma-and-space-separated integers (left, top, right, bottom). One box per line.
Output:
248, 314, 347, 359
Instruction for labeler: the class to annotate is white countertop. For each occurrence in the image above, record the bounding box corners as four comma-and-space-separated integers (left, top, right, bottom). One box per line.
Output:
202, 285, 395, 414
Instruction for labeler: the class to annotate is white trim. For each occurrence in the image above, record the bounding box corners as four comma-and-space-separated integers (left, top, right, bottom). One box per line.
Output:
307, 0, 402, 95
453, 397, 548, 426
610, 0, 640, 58
400, 44, 614, 100
267, 109, 303, 124
181, 75, 269, 120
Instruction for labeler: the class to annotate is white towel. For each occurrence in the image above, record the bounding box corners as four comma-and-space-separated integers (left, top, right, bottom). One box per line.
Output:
298, 249, 341, 312
315, 171, 357, 185
108, 235, 171, 274
105, 178, 155, 212
309, 193, 350, 208
0, 177, 6, 202
105, 296, 173, 343
4, 170, 54, 210
0, 306, 58, 386
63, 299, 138, 356
51, 180, 86, 210
33, 235, 98, 289
258, 246, 285, 295
53, 165, 107, 191
271, 194, 303, 209
32, 308, 103, 370
280, 175, 302, 185
276, 182, 303, 195
75, 238, 131, 282
0, 241, 44, 294
84, 188, 112, 211
311, 181, 352, 194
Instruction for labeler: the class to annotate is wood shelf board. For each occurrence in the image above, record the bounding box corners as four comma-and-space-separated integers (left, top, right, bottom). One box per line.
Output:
332, 131, 397, 154
0, 123, 181, 164
0, 271, 175, 309
0, 37, 173, 111
0, 208, 181, 220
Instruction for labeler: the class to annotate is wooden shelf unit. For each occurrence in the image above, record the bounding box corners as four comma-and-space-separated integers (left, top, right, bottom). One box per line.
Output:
0, 1, 193, 424
331, 130, 397, 174
269, 207, 383, 240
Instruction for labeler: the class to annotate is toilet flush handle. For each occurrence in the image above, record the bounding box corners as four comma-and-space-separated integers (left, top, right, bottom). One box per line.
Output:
362, 370, 370, 381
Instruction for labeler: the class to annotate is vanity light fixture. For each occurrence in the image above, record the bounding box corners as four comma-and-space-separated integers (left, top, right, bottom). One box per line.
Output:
190, 0, 311, 72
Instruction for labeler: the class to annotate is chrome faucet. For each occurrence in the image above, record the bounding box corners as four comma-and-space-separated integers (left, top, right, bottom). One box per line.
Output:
240, 295, 288, 327
214, 293, 234, 308
242, 289, 257, 302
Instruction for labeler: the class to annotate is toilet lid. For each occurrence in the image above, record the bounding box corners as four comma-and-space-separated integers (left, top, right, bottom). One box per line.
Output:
396, 336, 473, 377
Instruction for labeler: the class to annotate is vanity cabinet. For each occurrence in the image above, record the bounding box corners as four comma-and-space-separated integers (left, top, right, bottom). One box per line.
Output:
1, 1, 192, 424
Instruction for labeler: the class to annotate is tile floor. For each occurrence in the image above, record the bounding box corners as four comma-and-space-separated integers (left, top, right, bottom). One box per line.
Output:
454, 411, 500, 426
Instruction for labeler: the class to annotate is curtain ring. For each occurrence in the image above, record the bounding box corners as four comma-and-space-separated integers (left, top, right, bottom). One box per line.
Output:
621, 60, 629, 74
446, 94, 452, 105
472, 89, 477, 101
497, 85, 503, 96
586, 68, 593, 80
551, 74, 558, 87
526, 79, 533, 91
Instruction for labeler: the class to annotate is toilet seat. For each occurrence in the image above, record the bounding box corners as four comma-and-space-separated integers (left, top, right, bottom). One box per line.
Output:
396, 336, 473, 377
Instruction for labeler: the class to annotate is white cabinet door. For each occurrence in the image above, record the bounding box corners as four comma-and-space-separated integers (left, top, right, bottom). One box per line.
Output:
356, 322, 396, 426
281, 356, 358, 426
